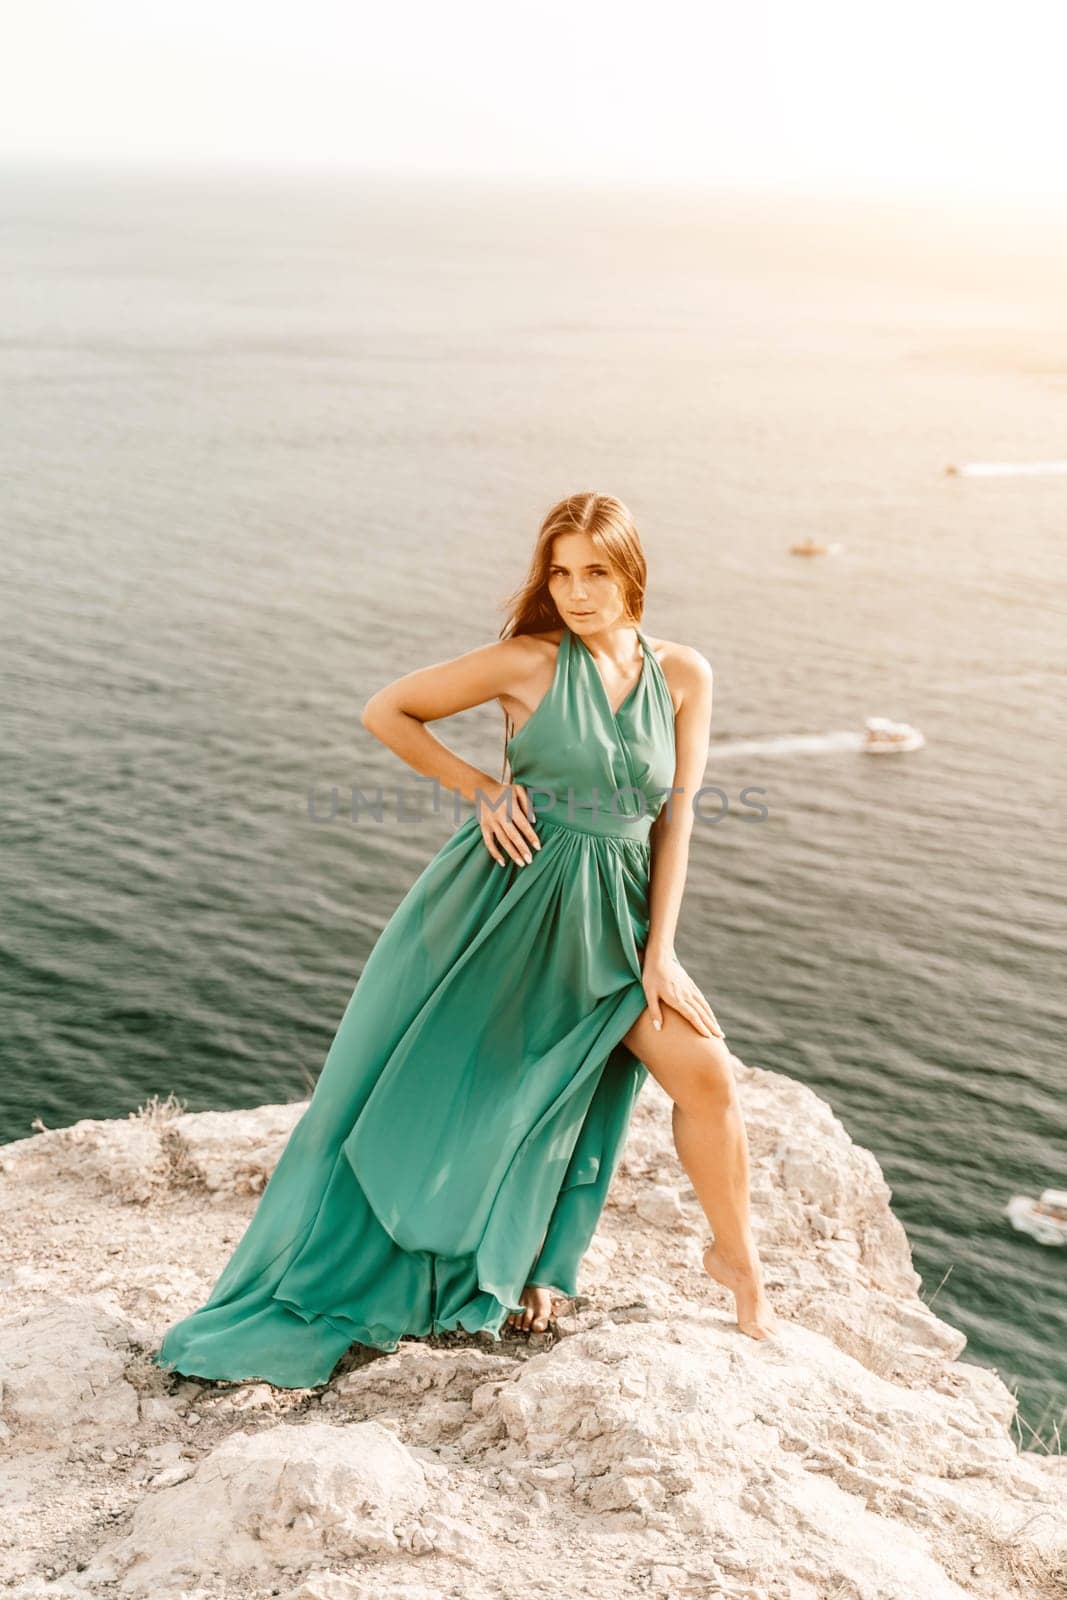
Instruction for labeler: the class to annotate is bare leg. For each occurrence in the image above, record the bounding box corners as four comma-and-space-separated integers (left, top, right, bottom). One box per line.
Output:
621, 1005, 778, 1339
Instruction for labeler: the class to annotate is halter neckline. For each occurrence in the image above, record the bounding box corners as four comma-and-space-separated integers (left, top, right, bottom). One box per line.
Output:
567, 624, 648, 722
506, 621, 665, 760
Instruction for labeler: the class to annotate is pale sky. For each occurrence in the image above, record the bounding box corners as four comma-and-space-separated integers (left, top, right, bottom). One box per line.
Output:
3, 0, 1066, 201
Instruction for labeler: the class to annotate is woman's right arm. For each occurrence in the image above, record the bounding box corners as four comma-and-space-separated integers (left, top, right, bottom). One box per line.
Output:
361, 636, 542, 867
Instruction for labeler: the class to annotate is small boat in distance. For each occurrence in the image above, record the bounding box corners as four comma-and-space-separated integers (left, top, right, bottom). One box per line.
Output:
789, 537, 846, 556
1005, 1188, 1067, 1247
863, 716, 924, 754
945, 461, 1067, 478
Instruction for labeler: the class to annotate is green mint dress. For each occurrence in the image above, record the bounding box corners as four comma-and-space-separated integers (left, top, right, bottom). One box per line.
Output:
153, 624, 677, 1388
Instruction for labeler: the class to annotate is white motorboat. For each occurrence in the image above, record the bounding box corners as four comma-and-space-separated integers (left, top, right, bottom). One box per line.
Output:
862, 716, 925, 754
788, 538, 846, 556
1005, 1189, 1067, 1247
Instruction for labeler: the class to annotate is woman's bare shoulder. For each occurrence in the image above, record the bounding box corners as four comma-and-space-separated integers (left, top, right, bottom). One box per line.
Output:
487, 628, 563, 660
497, 627, 565, 668
644, 635, 712, 709
493, 629, 565, 716
517, 626, 566, 648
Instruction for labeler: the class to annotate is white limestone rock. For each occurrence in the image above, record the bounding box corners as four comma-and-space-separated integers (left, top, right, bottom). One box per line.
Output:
168, 1101, 306, 1197
0, 1299, 141, 1445
0, 1099, 306, 1205
2, 1059, 1064, 1600
472, 1315, 1060, 1597
81, 1420, 482, 1594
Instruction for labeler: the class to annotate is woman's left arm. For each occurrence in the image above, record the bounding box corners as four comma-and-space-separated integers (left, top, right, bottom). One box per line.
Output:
642, 646, 723, 1039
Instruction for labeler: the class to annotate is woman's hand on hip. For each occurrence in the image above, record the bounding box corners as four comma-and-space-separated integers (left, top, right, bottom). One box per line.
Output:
476, 781, 542, 868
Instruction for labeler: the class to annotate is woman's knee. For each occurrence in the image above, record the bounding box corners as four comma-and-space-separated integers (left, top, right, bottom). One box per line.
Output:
628, 1007, 738, 1111
677, 1042, 737, 1113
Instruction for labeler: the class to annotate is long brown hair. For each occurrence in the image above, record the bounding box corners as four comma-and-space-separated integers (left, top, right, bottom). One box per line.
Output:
497, 492, 648, 782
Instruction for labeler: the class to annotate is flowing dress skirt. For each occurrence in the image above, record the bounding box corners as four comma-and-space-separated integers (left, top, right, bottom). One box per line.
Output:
153, 622, 676, 1388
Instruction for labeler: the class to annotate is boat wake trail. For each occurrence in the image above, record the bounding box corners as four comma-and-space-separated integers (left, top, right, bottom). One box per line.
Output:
946, 460, 1067, 478
710, 731, 868, 761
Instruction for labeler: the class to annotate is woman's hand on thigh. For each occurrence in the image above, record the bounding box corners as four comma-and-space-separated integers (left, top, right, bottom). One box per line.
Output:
640, 952, 724, 1039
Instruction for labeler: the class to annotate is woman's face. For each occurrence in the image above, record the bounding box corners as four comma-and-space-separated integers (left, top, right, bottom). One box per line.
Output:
547, 532, 630, 632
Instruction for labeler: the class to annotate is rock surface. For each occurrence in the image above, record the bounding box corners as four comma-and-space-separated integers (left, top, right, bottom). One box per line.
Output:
0, 1063, 1062, 1599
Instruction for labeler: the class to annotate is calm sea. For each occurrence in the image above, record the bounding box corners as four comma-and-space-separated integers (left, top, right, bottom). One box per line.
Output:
2, 165, 1064, 1438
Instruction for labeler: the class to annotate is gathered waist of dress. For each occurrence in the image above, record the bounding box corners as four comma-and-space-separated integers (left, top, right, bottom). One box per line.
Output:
533, 807, 653, 846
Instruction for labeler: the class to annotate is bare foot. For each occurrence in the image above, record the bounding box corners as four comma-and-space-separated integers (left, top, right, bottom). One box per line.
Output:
703, 1242, 779, 1340
506, 1284, 554, 1333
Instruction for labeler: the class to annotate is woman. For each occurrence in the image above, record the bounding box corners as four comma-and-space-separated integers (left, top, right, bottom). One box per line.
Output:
153, 492, 775, 1391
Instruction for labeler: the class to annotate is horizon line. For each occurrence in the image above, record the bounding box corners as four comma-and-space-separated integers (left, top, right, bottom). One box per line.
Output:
3, 154, 1067, 215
